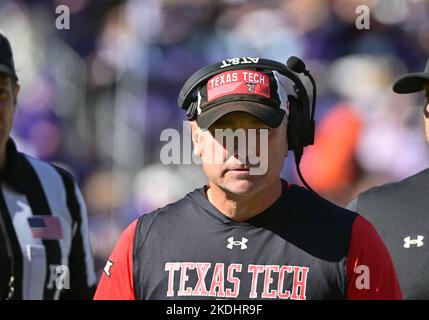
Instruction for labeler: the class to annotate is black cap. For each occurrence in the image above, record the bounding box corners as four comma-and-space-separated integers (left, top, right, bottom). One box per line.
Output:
195, 69, 290, 130
0, 30, 18, 81
393, 59, 429, 94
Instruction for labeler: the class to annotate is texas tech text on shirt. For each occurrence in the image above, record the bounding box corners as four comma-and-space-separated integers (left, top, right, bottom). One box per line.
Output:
164, 262, 309, 300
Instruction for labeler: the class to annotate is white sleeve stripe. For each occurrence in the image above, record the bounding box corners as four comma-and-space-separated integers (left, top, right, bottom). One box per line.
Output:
73, 183, 96, 286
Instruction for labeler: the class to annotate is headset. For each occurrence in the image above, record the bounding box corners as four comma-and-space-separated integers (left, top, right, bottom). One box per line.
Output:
177, 56, 317, 191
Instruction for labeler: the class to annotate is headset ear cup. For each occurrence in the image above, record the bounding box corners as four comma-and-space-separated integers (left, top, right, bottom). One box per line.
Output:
287, 95, 302, 151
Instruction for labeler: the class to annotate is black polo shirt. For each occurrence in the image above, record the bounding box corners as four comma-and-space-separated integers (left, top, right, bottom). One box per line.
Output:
95, 180, 402, 300
348, 168, 429, 299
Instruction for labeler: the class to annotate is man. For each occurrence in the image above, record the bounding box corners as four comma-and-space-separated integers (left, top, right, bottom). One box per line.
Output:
348, 59, 429, 299
0, 31, 96, 299
95, 57, 402, 300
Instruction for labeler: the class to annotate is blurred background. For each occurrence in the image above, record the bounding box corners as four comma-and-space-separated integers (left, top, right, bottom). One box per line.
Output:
1, 0, 429, 279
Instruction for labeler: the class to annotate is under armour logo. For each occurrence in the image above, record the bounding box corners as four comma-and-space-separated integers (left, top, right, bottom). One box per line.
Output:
245, 82, 257, 93
227, 237, 248, 250
403, 235, 424, 248
104, 260, 114, 277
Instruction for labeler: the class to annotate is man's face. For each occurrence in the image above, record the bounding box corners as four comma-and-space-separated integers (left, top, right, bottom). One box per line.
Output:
192, 111, 288, 196
424, 83, 429, 142
0, 74, 18, 148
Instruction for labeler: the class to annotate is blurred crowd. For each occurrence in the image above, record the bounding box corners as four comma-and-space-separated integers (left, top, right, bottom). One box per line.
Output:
1, 0, 428, 278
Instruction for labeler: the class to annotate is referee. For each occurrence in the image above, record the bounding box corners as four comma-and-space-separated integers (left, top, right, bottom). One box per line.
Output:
0, 31, 96, 299
348, 59, 429, 299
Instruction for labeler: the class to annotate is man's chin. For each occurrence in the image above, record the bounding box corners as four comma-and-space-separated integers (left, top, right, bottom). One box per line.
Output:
221, 176, 262, 196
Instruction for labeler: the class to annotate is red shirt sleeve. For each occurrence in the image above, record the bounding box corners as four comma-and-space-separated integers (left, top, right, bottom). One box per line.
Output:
93, 220, 137, 300
346, 215, 403, 300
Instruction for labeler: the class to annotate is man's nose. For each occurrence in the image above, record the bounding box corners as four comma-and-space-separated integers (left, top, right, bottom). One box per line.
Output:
233, 136, 259, 159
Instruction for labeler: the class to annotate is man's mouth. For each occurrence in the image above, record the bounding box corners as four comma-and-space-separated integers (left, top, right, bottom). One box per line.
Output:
224, 167, 252, 176
227, 166, 251, 171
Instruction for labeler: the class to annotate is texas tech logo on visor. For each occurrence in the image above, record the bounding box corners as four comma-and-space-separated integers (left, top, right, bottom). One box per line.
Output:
246, 82, 257, 93
207, 70, 271, 102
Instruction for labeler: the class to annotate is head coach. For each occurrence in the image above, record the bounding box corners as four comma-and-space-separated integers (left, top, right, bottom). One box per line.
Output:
348, 59, 429, 299
95, 57, 402, 300
0, 31, 96, 299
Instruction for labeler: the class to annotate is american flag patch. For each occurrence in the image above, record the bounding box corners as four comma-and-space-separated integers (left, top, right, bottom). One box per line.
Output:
27, 216, 63, 240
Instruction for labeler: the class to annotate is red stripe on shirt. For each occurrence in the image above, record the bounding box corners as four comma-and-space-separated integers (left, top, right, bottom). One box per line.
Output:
94, 220, 137, 300
346, 215, 402, 300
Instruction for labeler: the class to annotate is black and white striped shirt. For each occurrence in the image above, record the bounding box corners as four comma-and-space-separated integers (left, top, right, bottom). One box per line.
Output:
0, 139, 96, 300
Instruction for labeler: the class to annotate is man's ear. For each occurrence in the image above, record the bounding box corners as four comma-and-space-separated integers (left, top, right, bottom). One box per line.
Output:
191, 121, 202, 157
13, 82, 20, 107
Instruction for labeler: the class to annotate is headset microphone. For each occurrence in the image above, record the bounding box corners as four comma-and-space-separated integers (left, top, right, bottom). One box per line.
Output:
287, 56, 307, 74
